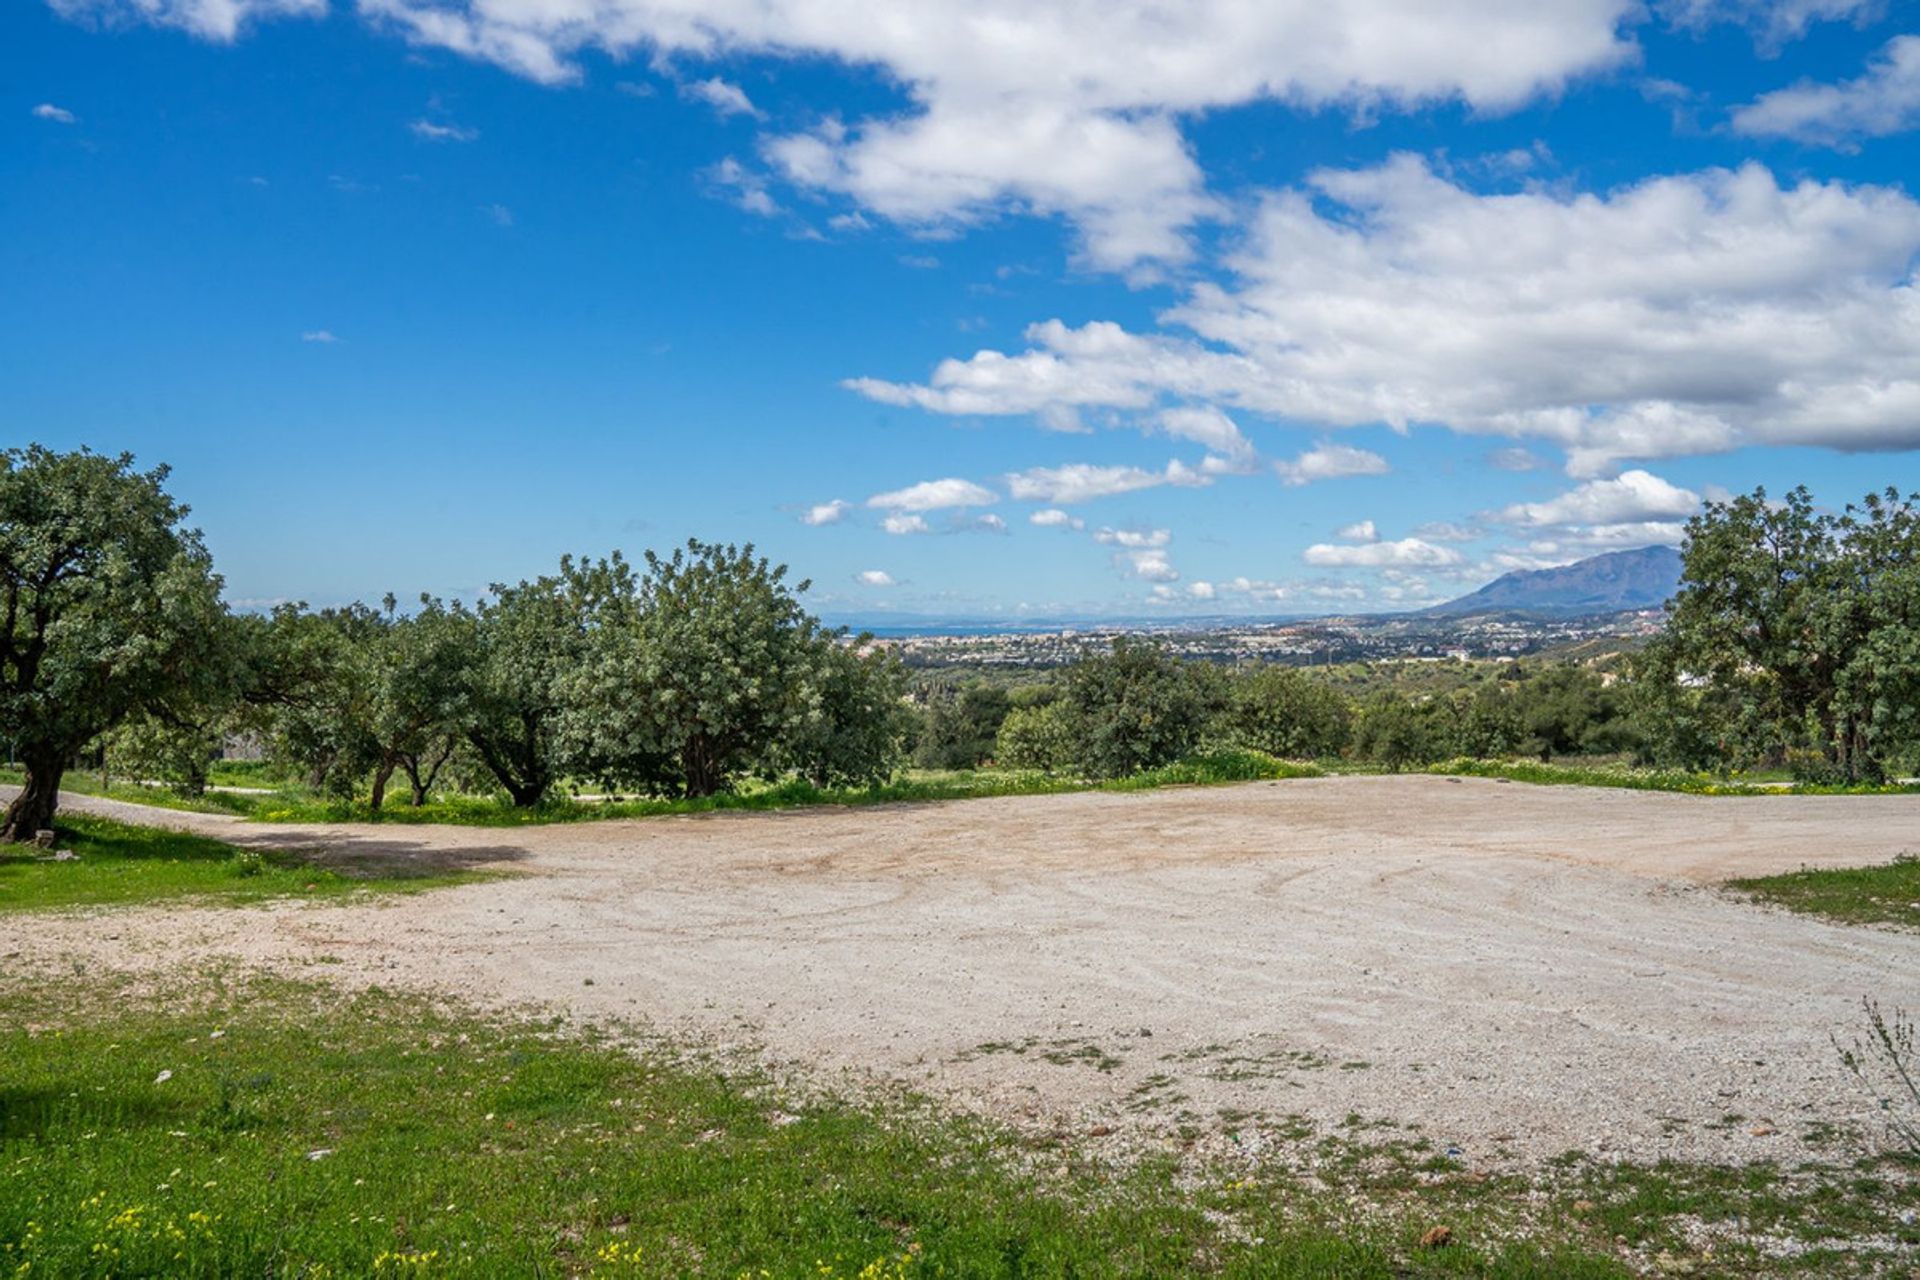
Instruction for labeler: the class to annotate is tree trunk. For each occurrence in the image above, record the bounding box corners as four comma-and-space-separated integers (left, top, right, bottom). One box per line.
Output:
369, 759, 395, 812
468, 729, 549, 807
683, 737, 722, 798
3, 750, 65, 843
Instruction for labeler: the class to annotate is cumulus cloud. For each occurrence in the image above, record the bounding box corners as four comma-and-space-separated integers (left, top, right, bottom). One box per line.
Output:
411, 118, 478, 142
49, 0, 324, 40
866, 476, 998, 511
1336, 520, 1378, 541
856, 569, 896, 586
799, 498, 850, 526
336, 1, 1653, 268
1115, 547, 1179, 582
1496, 469, 1701, 527
1732, 35, 1920, 146
31, 103, 77, 124
855, 158, 1920, 471
1303, 538, 1463, 568
1274, 443, 1391, 487
1028, 508, 1084, 530
682, 76, 762, 119
1004, 459, 1208, 504
881, 513, 930, 535
300, 329, 340, 343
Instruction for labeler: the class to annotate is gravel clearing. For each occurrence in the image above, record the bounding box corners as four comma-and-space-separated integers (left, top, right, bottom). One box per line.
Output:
10, 774, 1920, 1169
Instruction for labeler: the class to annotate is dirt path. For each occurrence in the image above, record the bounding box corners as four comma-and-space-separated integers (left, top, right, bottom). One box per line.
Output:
11, 776, 1920, 1168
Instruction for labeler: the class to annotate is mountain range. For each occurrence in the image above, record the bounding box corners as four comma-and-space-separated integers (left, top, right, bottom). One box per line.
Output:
1426, 545, 1682, 616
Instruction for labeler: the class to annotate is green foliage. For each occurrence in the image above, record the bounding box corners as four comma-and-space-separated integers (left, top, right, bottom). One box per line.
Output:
1062, 639, 1225, 779
1351, 693, 1447, 772
912, 682, 1011, 770
562, 542, 829, 797
1648, 485, 1920, 783
994, 699, 1078, 773
0, 446, 233, 840
778, 640, 910, 788
460, 568, 609, 807
1221, 664, 1352, 759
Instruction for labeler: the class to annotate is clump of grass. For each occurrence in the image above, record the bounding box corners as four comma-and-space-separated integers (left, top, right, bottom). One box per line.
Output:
0, 814, 489, 912
1834, 999, 1920, 1156
1729, 855, 1920, 931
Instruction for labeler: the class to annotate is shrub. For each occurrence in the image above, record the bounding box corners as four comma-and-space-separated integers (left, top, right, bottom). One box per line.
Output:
995, 701, 1077, 773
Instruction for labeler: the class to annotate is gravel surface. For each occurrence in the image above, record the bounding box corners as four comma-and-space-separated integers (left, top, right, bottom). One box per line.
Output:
11, 775, 1920, 1169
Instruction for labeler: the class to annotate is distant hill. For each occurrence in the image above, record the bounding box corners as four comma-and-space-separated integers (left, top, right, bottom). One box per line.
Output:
1427, 545, 1682, 616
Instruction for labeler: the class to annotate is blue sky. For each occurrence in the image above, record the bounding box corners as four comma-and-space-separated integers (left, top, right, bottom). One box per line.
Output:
6, 1, 1920, 620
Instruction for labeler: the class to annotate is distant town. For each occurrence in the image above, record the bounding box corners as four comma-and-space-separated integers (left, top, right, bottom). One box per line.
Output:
874, 608, 1666, 672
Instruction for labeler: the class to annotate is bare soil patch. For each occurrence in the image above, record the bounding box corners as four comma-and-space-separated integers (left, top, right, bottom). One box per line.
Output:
11, 775, 1920, 1169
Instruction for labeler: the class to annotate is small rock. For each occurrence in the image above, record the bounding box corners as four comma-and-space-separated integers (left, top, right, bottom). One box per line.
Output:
1573, 1200, 1597, 1214
1749, 1124, 1776, 1137
1418, 1226, 1453, 1249
30, 830, 56, 849
153, 1069, 173, 1085
305, 1148, 334, 1161
1088, 1124, 1114, 1137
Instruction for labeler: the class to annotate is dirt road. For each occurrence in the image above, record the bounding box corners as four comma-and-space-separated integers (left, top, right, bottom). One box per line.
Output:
12, 776, 1920, 1167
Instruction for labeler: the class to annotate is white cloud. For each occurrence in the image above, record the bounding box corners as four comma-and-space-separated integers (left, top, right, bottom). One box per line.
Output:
1661, 0, 1877, 47
881, 513, 931, 535
856, 569, 896, 586
411, 118, 479, 142
855, 158, 1920, 469
300, 329, 340, 343
1004, 459, 1208, 504
708, 156, 780, 216
1116, 547, 1179, 582
1028, 508, 1084, 530
1186, 581, 1216, 601
1336, 520, 1378, 541
31, 103, 77, 124
1156, 404, 1257, 473
1303, 538, 1463, 567
1732, 36, 1920, 146
1274, 443, 1391, 487
962, 512, 1009, 533
483, 202, 514, 227
866, 476, 998, 511
341, 0, 1650, 269
1497, 469, 1700, 527
682, 76, 763, 119
49, 0, 324, 40
1093, 527, 1171, 549
800, 498, 850, 526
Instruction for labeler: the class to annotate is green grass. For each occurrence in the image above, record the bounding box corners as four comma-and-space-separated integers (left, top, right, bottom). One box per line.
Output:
1729, 855, 1920, 931
6, 752, 1323, 830
3, 974, 1913, 1278
1419, 757, 1920, 797
0, 814, 489, 912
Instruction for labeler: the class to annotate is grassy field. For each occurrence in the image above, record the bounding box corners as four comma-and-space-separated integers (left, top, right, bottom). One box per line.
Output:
4, 973, 1913, 1278
1730, 856, 1920, 931
4, 752, 1322, 829
0, 814, 489, 912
